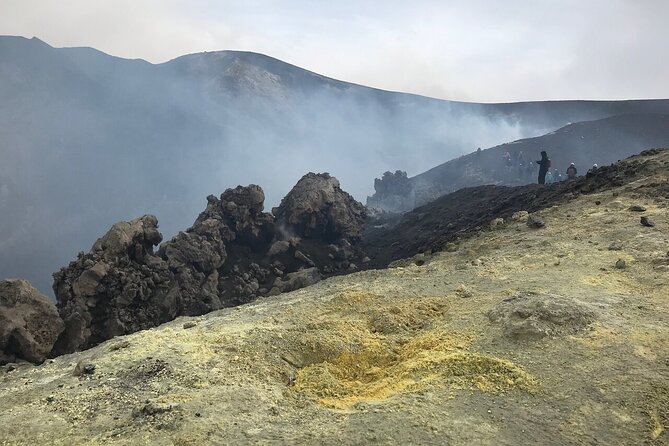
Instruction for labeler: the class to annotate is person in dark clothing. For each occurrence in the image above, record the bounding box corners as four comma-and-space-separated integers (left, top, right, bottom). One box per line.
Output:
566, 163, 577, 180
536, 150, 551, 184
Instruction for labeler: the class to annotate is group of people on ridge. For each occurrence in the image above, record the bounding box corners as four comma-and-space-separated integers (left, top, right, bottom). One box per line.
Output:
536, 150, 585, 185
501, 150, 536, 181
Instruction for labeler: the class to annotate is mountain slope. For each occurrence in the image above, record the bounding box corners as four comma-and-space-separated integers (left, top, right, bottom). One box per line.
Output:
2, 35, 669, 296
367, 113, 669, 211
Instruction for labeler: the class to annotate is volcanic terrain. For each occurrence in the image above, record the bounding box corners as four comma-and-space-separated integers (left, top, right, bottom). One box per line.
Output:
1, 149, 668, 445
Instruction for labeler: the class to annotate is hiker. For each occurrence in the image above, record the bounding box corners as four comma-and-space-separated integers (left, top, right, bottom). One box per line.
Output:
566, 163, 577, 180
553, 168, 562, 182
588, 163, 598, 174
536, 150, 551, 184
545, 170, 554, 183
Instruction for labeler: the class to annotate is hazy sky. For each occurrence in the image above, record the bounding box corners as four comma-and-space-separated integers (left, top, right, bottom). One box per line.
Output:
2, 0, 668, 102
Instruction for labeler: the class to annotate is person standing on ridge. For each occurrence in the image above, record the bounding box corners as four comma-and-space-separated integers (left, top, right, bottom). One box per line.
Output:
536, 150, 551, 184
566, 162, 578, 180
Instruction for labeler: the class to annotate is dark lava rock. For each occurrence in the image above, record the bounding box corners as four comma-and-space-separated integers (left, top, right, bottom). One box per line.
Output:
267, 240, 290, 257
487, 292, 597, 340
0, 279, 65, 365
161, 185, 277, 308
270, 268, 321, 294
629, 205, 647, 212
526, 214, 546, 229
640, 216, 655, 227
52, 178, 368, 354
221, 184, 265, 215
608, 242, 623, 251
294, 250, 316, 267
53, 215, 176, 354
73, 361, 96, 376
219, 185, 275, 246
615, 258, 626, 269
273, 173, 367, 242
367, 170, 415, 213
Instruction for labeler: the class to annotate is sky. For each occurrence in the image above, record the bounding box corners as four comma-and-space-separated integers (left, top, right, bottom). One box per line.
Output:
2, 0, 668, 102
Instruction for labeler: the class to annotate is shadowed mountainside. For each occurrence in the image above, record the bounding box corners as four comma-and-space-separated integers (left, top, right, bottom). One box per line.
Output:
367, 114, 669, 211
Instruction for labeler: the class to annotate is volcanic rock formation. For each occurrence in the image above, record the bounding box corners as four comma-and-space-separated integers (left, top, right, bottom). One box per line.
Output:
0, 279, 64, 364
52, 215, 175, 354
273, 173, 367, 242
51, 176, 368, 354
366, 170, 415, 213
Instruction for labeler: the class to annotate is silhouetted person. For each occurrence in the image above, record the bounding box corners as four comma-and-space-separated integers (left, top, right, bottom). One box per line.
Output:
566, 163, 577, 180
536, 150, 551, 184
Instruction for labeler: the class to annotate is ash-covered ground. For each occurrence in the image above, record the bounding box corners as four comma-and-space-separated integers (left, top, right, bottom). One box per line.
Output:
1, 149, 668, 444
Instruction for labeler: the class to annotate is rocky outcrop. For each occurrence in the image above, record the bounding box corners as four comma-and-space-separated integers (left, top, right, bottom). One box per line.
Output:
160, 186, 277, 308
0, 279, 64, 364
52, 215, 176, 354
366, 170, 415, 212
273, 173, 367, 242
51, 177, 368, 354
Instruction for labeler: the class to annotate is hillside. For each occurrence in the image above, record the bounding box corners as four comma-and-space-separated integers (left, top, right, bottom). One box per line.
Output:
3, 36, 669, 296
367, 113, 669, 212
1, 149, 668, 445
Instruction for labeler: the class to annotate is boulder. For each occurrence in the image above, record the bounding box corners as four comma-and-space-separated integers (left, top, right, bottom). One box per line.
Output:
92, 214, 163, 261
273, 173, 367, 242
294, 250, 316, 267
0, 279, 64, 364
221, 185, 265, 215
526, 214, 545, 229
267, 240, 290, 257
640, 216, 655, 227
271, 268, 321, 294
217, 186, 274, 246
